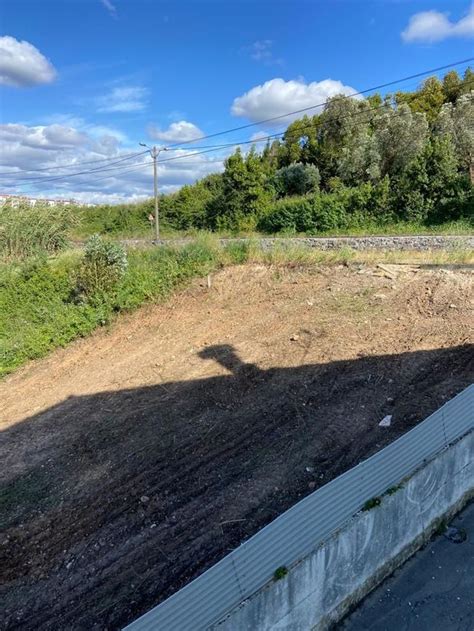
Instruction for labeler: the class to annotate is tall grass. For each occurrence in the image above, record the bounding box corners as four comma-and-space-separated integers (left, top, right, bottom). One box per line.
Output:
0, 201, 79, 260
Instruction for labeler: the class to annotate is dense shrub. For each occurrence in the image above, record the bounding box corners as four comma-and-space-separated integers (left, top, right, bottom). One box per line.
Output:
424, 179, 474, 226
160, 174, 224, 230
258, 195, 317, 233
0, 238, 235, 376
75, 235, 128, 300
345, 178, 392, 220
0, 201, 78, 260
0, 256, 101, 375
208, 148, 273, 231
258, 181, 394, 234
79, 201, 153, 237
391, 137, 468, 223
312, 192, 350, 231
273, 163, 320, 197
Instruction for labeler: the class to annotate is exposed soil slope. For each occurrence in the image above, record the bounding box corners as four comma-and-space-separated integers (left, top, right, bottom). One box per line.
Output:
1, 263, 473, 630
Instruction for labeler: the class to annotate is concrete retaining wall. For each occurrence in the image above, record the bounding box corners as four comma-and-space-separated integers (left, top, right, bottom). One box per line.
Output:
214, 430, 474, 631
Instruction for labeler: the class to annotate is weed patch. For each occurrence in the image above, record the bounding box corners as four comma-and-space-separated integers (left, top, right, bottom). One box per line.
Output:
362, 497, 382, 511
273, 566, 288, 580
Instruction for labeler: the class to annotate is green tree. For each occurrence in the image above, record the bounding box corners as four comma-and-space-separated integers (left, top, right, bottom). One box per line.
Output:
338, 131, 381, 185
374, 104, 429, 177
316, 96, 375, 185
261, 139, 281, 173
209, 147, 272, 230
273, 162, 320, 197
392, 136, 462, 221
442, 70, 462, 103
367, 93, 383, 108
461, 68, 474, 95
434, 94, 474, 174
277, 115, 319, 167
160, 173, 224, 230
396, 76, 446, 121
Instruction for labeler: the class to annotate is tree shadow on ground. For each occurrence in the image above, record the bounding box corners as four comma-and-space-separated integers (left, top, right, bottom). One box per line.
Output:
1, 343, 473, 630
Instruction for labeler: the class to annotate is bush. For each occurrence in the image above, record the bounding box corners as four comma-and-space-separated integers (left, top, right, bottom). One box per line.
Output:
0, 239, 230, 376
0, 256, 101, 375
425, 179, 474, 225
259, 179, 402, 234
0, 201, 78, 260
78, 201, 154, 238
273, 163, 320, 197
312, 193, 349, 231
258, 192, 351, 234
161, 174, 224, 231
390, 137, 466, 223
258, 195, 317, 233
75, 235, 128, 300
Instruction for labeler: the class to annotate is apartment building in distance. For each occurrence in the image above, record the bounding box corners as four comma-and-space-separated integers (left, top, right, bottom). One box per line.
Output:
0, 194, 96, 207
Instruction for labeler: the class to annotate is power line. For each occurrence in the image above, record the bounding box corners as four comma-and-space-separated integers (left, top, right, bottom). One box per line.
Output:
0, 150, 149, 177
3, 61, 472, 187
1, 151, 151, 185
154, 91, 474, 164
0, 144, 250, 180
0, 146, 237, 178
4, 72, 473, 191
6, 91, 473, 192
0, 143, 251, 183
11, 97, 457, 193
163, 58, 474, 148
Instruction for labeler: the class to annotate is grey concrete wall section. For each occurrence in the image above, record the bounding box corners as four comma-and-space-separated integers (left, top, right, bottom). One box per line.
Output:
340, 501, 474, 630
214, 430, 474, 631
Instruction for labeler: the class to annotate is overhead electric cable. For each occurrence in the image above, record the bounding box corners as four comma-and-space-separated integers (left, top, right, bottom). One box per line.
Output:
3, 71, 472, 192
0, 150, 149, 177
164, 58, 474, 148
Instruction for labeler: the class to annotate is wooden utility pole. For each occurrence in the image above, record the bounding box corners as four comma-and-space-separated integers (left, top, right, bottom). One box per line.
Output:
151, 146, 159, 241
139, 143, 167, 241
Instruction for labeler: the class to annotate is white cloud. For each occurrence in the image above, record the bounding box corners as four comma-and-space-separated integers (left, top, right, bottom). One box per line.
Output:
0, 119, 228, 204
402, 5, 474, 43
100, 0, 117, 18
44, 114, 129, 146
96, 86, 149, 113
0, 123, 86, 151
0, 36, 57, 87
231, 77, 358, 123
149, 120, 204, 143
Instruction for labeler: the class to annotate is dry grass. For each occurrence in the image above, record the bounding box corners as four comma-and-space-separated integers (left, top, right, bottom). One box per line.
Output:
241, 241, 474, 267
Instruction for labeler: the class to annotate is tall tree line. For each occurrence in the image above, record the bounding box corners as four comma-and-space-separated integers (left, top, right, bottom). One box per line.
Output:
90, 70, 474, 234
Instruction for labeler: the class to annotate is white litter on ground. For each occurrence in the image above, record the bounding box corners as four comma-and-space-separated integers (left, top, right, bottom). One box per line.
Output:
379, 415, 392, 427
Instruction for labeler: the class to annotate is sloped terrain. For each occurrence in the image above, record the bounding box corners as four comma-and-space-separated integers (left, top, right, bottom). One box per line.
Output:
1, 263, 473, 630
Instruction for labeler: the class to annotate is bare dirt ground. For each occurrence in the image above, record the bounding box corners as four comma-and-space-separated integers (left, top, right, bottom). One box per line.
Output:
1, 262, 473, 630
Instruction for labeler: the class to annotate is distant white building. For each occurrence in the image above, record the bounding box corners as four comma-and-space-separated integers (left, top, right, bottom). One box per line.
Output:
0, 194, 94, 207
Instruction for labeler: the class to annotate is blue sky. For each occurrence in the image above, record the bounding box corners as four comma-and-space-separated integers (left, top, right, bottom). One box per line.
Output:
0, 0, 473, 203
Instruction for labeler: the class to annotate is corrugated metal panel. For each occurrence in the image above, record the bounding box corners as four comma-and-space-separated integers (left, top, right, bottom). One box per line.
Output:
125, 554, 242, 631
124, 385, 473, 630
